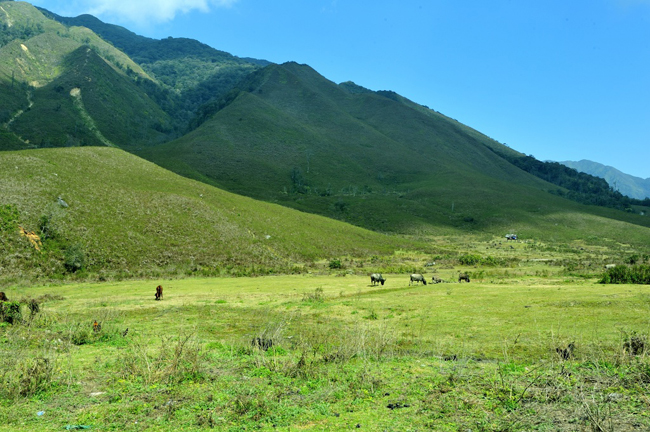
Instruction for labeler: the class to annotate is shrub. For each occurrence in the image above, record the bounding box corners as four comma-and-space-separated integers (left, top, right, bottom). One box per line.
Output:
302, 287, 324, 303
0, 204, 18, 232
458, 254, 481, 266
117, 332, 205, 385
600, 265, 650, 284
0, 301, 22, 325
69, 323, 91, 346
329, 259, 343, 269
64, 244, 86, 273
0, 354, 57, 399
38, 213, 57, 240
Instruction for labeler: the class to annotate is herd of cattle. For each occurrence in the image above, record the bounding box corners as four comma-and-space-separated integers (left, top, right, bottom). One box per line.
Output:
370, 272, 470, 286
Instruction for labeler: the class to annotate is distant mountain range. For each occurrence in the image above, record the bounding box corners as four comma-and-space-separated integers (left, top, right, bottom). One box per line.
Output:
559, 160, 650, 200
0, 0, 648, 244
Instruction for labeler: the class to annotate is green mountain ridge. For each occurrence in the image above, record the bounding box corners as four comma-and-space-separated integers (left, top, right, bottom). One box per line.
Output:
1, 1, 648, 249
560, 159, 650, 201
0, 1, 170, 147
37, 6, 270, 127
7, 45, 172, 148
140, 61, 650, 237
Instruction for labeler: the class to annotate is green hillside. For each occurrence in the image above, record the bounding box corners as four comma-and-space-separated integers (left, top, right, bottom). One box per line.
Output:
140, 62, 650, 239
39, 8, 268, 126
0, 147, 415, 285
0, 2, 148, 85
8, 46, 172, 147
2, 3, 649, 246
561, 159, 650, 201
0, 1, 171, 148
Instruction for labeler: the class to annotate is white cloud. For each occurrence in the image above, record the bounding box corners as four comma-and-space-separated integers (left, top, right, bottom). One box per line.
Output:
63, 0, 238, 25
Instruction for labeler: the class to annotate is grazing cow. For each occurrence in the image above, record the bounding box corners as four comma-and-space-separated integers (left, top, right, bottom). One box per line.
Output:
458, 273, 470, 283
431, 276, 443, 284
370, 273, 386, 286
0, 292, 8, 302
155, 285, 163, 301
409, 274, 427, 285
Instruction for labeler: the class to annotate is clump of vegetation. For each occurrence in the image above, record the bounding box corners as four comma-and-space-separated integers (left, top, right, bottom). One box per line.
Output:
0, 204, 19, 232
302, 287, 324, 303
117, 332, 206, 385
600, 265, 650, 284
63, 244, 86, 273
0, 353, 58, 399
458, 253, 481, 265
328, 259, 343, 269
623, 331, 647, 356
0, 301, 21, 325
458, 253, 511, 267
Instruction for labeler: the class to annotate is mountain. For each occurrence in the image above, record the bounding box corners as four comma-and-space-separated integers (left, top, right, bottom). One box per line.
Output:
0, 1, 171, 148
0, 147, 413, 284
139, 62, 650, 238
560, 160, 650, 200
1, 2, 649, 242
37, 7, 270, 128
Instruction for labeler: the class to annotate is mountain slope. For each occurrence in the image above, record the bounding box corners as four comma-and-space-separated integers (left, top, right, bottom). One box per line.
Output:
38, 7, 268, 124
560, 160, 650, 200
140, 62, 650, 237
7, 46, 171, 147
0, 1, 149, 85
0, 1, 172, 148
0, 146, 413, 284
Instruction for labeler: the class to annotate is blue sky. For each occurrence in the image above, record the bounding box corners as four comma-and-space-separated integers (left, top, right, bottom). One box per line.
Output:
29, 0, 650, 179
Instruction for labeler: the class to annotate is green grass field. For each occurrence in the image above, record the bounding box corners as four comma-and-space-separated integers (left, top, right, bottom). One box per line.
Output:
2, 260, 650, 431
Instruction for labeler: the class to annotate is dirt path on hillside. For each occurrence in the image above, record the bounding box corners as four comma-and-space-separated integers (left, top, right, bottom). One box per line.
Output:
2, 89, 33, 145
69, 87, 117, 147
5, 89, 33, 129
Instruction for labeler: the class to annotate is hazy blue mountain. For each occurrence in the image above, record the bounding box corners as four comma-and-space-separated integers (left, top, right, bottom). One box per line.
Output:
559, 160, 650, 200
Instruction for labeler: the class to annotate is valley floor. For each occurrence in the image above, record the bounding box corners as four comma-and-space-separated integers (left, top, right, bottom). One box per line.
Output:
2, 270, 650, 431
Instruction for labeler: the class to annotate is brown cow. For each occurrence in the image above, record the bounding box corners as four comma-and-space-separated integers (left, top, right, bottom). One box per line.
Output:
155, 285, 163, 301
0, 292, 8, 302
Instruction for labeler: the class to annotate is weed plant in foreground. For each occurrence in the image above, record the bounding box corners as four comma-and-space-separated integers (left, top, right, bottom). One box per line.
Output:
0, 274, 649, 431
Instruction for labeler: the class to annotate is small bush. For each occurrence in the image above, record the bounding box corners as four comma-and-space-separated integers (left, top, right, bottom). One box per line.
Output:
38, 213, 57, 240
0, 301, 22, 325
329, 259, 343, 269
64, 244, 86, 273
117, 332, 205, 385
0, 204, 19, 232
0, 344, 58, 399
69, 323, 92, 346
458, 254, 481, 266
302, 287, 324, 303
623, 331, 647, 355
600, 265, 650, 284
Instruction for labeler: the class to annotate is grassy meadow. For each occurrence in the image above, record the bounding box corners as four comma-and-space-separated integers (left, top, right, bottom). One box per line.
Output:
2, 241, 650, 431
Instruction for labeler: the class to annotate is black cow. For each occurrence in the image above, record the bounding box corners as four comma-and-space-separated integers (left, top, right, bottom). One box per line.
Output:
370, 273, 386, 286
458, 273, 470, 283
409, 274, 427, 285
